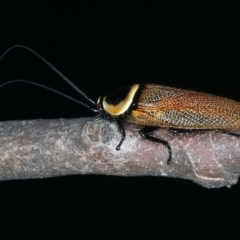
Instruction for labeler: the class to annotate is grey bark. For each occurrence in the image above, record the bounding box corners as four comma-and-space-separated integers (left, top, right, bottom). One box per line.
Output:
0, 117, 240, 188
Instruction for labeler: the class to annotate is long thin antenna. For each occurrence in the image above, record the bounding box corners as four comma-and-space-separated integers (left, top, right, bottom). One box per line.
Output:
0, 45, 96, 106
0, 80, 99, 113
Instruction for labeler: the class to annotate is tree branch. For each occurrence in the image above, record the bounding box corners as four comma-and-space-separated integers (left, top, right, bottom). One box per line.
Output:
0, 117, 240, 188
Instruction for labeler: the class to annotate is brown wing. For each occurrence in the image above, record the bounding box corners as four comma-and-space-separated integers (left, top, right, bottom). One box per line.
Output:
126, 84, 240, 129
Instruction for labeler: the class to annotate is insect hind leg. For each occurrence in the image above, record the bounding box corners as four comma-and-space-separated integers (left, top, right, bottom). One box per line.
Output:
169, 128, 240, 139
214, 130, 240, 139
139, 126, 172, 164
169, 128, 201, 135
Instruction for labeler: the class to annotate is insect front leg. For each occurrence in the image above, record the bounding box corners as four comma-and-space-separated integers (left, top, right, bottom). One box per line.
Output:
115, 118, 126, 150
139, 126, 172, 164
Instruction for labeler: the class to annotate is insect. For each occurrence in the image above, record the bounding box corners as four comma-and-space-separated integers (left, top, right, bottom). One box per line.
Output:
1, 45, 240, 164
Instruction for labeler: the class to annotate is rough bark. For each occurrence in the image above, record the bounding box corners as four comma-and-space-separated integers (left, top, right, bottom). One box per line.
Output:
0, 117, 240, 188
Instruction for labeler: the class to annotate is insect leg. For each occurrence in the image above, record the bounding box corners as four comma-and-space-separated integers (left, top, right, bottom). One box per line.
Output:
115, 118, 126, 150
139, 127, 172, 164
214, 130, 240, 139
169, 128, 199, 135
169, 128, 240, 139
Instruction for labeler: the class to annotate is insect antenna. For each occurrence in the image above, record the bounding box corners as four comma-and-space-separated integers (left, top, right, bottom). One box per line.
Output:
0, 79, 98, 113
0, 45, 96, 106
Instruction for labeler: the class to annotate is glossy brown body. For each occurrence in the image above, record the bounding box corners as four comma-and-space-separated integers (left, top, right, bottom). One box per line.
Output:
125, 84, 240, 129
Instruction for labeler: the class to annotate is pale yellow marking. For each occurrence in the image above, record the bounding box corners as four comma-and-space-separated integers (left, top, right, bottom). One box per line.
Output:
103, 84, 140, 116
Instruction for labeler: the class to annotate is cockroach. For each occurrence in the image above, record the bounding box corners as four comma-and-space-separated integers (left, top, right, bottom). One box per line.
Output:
1, 45, 240, 164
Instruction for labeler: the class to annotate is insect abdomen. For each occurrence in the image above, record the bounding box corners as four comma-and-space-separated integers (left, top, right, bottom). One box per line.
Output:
126, 84, 240, 129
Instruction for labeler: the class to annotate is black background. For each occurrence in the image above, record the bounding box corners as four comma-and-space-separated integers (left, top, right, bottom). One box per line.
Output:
1, 1, 240, 239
